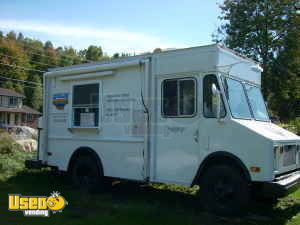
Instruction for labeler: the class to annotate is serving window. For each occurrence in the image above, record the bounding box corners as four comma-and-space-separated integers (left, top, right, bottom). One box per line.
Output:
72, 83, 99, 127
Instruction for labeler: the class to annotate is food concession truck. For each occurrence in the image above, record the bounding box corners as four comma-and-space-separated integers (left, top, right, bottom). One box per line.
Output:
26, 44, 300, 215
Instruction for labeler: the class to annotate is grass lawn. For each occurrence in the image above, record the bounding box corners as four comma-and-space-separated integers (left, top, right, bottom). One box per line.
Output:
0, 169, 299, 225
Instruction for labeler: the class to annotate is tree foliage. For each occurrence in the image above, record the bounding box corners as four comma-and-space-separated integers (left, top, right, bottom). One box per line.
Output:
0, 31, 128, 112
85, 45, 103, 61
0, 31, 155, 114
214, 0, 300, 120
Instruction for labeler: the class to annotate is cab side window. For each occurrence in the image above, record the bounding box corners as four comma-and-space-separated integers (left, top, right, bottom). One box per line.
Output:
203, 75, 226, 118
162, 78, 196, 117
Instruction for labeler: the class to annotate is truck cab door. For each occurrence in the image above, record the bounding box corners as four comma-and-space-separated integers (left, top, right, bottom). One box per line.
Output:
153, 75, 200, 184
197, 74, 227, 159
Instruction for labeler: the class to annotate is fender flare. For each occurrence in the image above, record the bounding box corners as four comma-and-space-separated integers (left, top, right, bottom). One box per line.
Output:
192, 151, 251, 186
67, 146, 104, 176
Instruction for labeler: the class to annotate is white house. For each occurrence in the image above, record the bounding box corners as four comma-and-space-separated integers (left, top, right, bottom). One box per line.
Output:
0, 88, 41, 128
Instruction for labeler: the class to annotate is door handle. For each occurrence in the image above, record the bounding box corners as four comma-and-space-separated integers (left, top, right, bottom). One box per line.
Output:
194, 129, 199, 143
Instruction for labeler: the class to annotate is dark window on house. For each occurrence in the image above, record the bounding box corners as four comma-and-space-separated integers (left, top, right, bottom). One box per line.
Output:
162, 78, 196, 117
9, 97, 17, 107
27, 114, 34, 121
0, 112, 5, 123
72, 83, 99, 127
203, 74, 226, 118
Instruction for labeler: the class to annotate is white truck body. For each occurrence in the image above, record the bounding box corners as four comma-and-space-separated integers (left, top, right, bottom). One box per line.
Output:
37, 44, 300, 189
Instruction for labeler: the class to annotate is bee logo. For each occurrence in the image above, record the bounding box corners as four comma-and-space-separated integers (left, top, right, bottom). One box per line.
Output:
46, 192, 68, 212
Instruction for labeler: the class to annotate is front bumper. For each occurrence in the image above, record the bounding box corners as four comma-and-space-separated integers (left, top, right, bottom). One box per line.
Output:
262, 170, 300, 197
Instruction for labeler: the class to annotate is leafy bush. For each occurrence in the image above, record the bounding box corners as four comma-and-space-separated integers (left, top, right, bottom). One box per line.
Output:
293, 118, 300, 135
280, 118, 300, 135
0, 132, 22, 154
0, 132, 34, 177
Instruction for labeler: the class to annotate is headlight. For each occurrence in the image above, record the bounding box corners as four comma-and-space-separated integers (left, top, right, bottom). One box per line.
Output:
273, 146, 283, 170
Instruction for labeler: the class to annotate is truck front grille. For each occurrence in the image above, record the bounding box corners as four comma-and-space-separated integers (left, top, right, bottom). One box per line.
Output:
283, 145, 297, 167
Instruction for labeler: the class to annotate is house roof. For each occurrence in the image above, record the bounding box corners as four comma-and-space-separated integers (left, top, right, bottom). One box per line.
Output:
0, 88, 25, 98
22, 105, 42, 115
0, 107, 25, 113
0, 105, 41, 115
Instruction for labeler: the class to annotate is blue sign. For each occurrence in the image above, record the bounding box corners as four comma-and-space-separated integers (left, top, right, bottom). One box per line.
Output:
53, 93, 69, 109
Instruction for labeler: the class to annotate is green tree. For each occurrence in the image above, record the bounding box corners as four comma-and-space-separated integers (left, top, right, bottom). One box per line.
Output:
30, 75, 43, 111
78, 49, 87, 61
24, 74, 42, 111
22, 39, 46, 71
44, 41, 54, 50
153, 48, 162, 53
112, 52, 132, 58
2, 80, 14, 89
17, 33, 24, 42
85, 45, 103, 61
0, 36, 29, 92
113, 53, 120, 58
269, 19, 300, 120
0, 30, 114, 113
0, 31, 3, 39
214, 0, 298, 96
214, 0, 300, 119
57, 47, 82, 66
6, 31, 17, 41
14, 83, 24, 95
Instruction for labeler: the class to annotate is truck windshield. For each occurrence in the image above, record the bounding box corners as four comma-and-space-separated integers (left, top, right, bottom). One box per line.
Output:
244, 83, 269, 121
223, 78, 252, 119
223, 77, 269, 121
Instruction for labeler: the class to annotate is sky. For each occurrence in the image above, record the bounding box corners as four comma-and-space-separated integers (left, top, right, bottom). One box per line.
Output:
0, 0, 223, 56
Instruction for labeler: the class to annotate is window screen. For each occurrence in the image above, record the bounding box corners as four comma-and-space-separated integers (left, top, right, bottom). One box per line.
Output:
72, 83, 99, 127
73, 84, 99, 106
162, 78, 196, 117
203, 75, 226, 118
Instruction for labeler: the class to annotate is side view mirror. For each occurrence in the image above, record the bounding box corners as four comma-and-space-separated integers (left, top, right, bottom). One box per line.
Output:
212, 83, 221, 119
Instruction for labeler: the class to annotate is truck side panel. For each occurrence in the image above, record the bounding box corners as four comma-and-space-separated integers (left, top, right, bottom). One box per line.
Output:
44, 66, 146, 181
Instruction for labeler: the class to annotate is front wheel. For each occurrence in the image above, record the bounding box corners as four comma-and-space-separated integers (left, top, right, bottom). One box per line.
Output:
199, 164, 250, 216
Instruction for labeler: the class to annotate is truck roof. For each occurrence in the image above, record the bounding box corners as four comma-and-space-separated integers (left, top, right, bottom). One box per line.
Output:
48, 44, 260, 73
46, 44, 262, 85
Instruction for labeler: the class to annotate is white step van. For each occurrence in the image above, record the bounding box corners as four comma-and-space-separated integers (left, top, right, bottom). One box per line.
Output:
26, 44, 300, 215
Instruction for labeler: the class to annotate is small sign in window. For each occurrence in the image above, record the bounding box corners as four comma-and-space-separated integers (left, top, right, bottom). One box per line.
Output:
80, 113, 95, 127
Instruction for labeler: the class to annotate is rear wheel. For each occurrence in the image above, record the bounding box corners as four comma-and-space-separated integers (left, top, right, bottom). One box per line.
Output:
199, 164, 250, 216
70, 155, 104, 192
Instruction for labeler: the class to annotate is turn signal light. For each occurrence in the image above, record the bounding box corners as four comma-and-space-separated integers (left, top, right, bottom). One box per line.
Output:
250, 167, 261, 173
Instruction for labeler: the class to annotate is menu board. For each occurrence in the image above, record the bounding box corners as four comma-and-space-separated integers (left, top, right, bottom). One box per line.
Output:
80, 113, 95, 127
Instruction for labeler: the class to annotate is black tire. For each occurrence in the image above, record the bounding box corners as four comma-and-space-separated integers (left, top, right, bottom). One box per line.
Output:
70, 155, 104, 192
199, 164, 250, 216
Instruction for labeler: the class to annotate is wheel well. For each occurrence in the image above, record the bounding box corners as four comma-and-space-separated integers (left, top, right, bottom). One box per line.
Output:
192, 152, 251, 186
68, 147, 104, 175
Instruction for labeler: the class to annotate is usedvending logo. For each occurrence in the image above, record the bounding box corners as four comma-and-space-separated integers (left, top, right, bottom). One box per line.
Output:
8, 192, 68, 217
